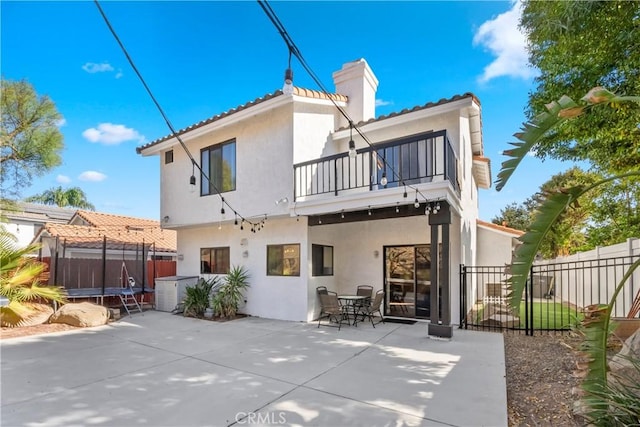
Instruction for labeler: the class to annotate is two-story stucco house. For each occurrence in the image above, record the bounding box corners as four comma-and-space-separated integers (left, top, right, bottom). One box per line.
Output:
137, 59, 501, 336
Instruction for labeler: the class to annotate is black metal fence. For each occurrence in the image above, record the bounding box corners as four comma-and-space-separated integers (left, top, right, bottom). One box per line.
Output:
460, 255, 640, 335
293, 130, 458, 200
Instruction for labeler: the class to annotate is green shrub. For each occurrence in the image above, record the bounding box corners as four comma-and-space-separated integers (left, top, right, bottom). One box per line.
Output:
212, 265, 249, 319
183, 277, 219, 317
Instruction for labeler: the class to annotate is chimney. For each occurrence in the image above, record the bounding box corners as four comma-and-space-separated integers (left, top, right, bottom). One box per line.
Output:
332, 59, 379, 127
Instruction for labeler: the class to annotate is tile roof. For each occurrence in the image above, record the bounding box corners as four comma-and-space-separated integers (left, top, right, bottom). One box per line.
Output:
477, 219, 525, 236
334, 92, 481, 132
74, 210, 160, 228
136, 87, 348, 154
38, 222, 177, 252
2, 202, 75, 223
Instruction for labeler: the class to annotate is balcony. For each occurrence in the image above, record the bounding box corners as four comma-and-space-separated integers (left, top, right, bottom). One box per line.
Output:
294, 130, 458, 201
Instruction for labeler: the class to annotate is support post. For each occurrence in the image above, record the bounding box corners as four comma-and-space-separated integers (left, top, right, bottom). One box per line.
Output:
428, 202, 453, 338
101, 236, 107, 296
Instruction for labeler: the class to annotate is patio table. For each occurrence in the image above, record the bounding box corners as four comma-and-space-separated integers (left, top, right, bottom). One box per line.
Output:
338, 295, 369, 326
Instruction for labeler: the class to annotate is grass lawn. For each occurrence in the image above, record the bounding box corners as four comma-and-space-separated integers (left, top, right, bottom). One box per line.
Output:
520, 301, 583, 330
473, 301, 583, 330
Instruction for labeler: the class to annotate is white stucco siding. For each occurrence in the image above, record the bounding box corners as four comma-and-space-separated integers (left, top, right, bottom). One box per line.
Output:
476, 226, 518, 267
5, 221, 40, 249
307, 216, 432, 320
292, 103, 339, 163
176, 217, 309, 322
161, 103, 294, 228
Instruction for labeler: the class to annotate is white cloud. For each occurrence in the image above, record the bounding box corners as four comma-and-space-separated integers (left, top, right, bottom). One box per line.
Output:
56, 174, 71, 184
55, 118, 67, 127
82, 62, 114, 74
78, 171, 107, 182
473, 1, 535, 83
115, 69, 123, 79
375, 99, 394, 107
82, 123, 145, 145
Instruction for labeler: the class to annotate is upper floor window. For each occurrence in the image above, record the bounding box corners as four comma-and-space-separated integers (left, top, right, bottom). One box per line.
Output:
201, 139, 236, 195
165, 150, 174, 164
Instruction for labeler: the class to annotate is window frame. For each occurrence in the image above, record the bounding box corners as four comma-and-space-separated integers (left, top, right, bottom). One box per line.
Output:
311, 244, 334, 277
266, 243, 300, 277
200, 246, 230, 274
200, 139, 236, 196
164, 150, 174, 164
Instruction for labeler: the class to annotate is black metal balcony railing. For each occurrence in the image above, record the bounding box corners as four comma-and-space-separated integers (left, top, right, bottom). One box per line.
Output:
293, 130, 459, 201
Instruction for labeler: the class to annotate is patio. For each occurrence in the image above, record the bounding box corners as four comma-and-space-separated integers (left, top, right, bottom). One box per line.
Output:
1, 312, 507, 426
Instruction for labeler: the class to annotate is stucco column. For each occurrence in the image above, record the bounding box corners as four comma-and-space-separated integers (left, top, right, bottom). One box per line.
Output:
428, 202, 453, 338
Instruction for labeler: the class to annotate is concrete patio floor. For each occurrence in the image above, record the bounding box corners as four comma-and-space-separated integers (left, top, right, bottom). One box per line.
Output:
1, 312, 507, 426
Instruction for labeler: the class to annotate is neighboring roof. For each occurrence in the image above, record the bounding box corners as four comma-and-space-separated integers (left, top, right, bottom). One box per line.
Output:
136, 87, 348, 154
2, 202, 76, 224
35, 222, 177, 253
334, 92, 481, 132
477, 219, 525, 237
72, 210, 160, 228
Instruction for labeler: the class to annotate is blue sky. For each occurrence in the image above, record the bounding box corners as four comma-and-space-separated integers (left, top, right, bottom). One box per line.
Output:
2, 1, 575, 221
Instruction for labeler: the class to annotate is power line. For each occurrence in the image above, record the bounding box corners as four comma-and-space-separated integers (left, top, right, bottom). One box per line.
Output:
94, 0, 264, 229
257, 0, 439, 206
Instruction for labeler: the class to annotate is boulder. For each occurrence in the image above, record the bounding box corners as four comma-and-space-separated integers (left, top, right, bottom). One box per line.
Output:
50, 302, 109, 327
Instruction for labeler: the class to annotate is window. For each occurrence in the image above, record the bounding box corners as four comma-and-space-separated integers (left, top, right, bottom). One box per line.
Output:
267, 244, 300, 276
312, 244, 333, 276
201, 139, 236, 195
164, 150, 173, 164
200, 247, 230, 274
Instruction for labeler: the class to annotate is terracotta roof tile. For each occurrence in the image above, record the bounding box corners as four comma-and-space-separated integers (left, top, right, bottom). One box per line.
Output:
477, 219, 524, 236
74, 210, 160, 228
136, 87, 348, 153
39, 222, 177, 252
334, 92, 481, 132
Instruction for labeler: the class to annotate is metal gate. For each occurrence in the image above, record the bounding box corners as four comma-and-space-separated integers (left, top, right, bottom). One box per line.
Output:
460, 255, 640, 335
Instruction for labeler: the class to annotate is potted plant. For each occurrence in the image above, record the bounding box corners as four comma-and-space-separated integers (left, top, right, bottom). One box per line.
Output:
212, 265, 250, 319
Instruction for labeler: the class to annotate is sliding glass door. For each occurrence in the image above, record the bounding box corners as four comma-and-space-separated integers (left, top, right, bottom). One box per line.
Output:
384, 245, 431, 318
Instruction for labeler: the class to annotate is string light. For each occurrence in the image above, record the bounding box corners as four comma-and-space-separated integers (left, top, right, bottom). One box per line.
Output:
95, 0, 266, 233
380, 172, 388, 186
414, 190, 420, 208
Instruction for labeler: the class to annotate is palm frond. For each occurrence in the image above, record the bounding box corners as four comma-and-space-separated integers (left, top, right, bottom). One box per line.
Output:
507, 172, 640, 309
580, 258, 640, 422
495, 95, 579, 191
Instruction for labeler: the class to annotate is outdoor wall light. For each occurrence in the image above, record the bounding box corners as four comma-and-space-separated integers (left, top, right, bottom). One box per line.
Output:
163, 215, 170, 223
373, 250, 379, 258
275, 197, 289, 205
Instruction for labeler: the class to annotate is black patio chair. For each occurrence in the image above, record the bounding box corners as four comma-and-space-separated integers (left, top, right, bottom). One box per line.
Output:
316, 286, 328, 295
318, 292, 347, 330
356, 285, 373, 298
358, 290, 385, 327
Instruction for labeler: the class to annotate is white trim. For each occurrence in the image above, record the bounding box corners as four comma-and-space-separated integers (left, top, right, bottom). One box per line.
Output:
331, 97, 476, 140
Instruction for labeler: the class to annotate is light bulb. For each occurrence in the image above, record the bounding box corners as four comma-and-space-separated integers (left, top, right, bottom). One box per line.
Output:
283, 68, 294, 95
189, 175, 196, 193
414, 198, 420, 208
380, 173, 388, 186
348, 140, 357, 159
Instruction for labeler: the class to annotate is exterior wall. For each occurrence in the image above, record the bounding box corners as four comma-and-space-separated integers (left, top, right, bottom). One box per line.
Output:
176, 216, 310, 322
307, 215, 432, 321
5, 221, 41, 249
476, 226, 518, 267
293, 102, 339, 163
161, 103, 295, 228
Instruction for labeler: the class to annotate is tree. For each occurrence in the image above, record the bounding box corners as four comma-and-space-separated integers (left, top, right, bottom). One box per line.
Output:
0, 225, 67, 327
521, 1, 640, 172
1, 79, 64, 199
492, 202, 531, 232
493, 167, 600, 258
496, 87, 640, 423
25, 186, 95, 210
